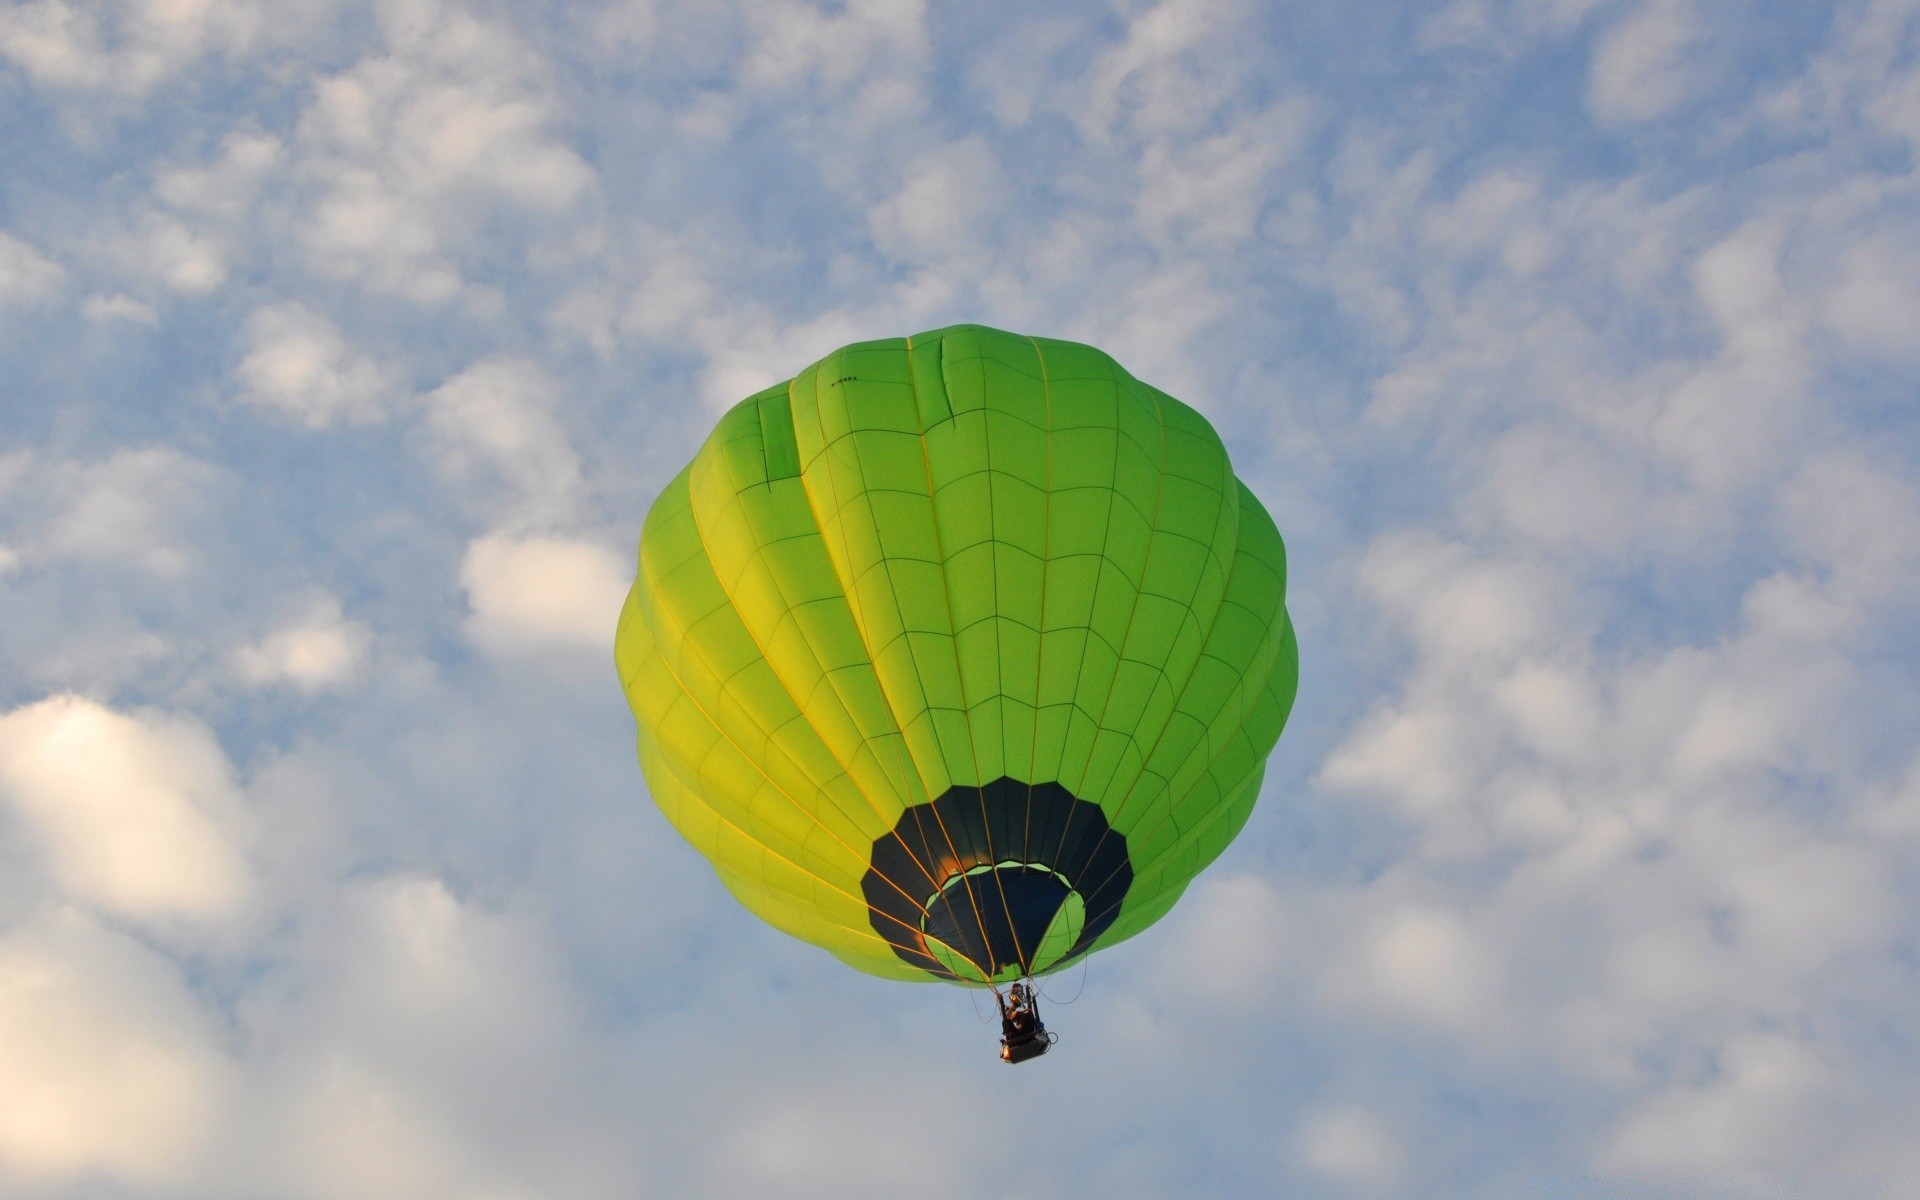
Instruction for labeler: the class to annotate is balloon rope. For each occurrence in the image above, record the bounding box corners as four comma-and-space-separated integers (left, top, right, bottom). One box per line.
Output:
970, 982, 999, 1025
1039, 951, 1090, 1007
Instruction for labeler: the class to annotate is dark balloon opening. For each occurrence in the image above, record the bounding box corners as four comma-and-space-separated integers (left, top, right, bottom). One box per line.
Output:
861, 778, 1132, 982
922, 865, 1073, 979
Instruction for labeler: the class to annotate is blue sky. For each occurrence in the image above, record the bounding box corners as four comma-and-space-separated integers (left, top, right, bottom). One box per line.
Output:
1, 0, 1917, 1196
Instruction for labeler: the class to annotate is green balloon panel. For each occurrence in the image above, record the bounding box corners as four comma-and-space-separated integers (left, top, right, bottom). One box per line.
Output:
615, 325, 1297, 984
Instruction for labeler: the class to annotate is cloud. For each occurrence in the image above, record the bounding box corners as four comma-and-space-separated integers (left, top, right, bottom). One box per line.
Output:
866, 135, 1011, 266
276, 1052, 477, 1200
0, 909, 234, 1185
1649, 218, 1810, 488
1777, 450, 1920, 609
1465, 424, 1699, 557
738, 0, 927, 94
235, 302, 400, 428
459, 534, 629, 654
77, 128, 289, 312
963, 14, 1086, 127
1079, 0, 1255, 140
1293, 1104, 1407, 1193
1587, 0, 1704, 124
1330, 904, 1504, 1031
1142, 874, 1292, 1009
80, 291, 158, 323
1351, 532, 1567, 667
1602, 1033, 1834, 1183
0, 695, 251, 923
0, 232, 65, 309
3, 446, 223, 576
423, 357, 584, 525
291, 0, 595, 301
127, 213, 229, 293
1, 1, 1917, 1196
0, 0, 266, 96
231, 594, 372, 690
1822, 230, 1920, 360
249, 875, 623, 1200
1134, 98, 1316, 248
155, 128, 283, 219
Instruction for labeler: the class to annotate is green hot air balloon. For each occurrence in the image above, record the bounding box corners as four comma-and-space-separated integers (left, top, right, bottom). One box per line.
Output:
615, 325, 1296, 1025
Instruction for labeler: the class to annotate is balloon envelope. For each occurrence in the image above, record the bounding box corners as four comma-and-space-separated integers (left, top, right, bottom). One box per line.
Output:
615, 325, 1297, 985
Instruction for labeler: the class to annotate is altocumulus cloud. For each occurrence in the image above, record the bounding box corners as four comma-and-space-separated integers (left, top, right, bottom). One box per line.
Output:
0, 0, 1917, 1197
0, 697, 252, 925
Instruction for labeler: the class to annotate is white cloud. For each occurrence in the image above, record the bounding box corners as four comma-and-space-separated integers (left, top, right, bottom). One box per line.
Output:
257, 876, 607, 1200
131, 212, 229, 293
1466, 425, 1699, 557
232, 594, 372, 690
1602, 1033, 1833, 1183
0, 695, 251, 923
589, 0, 657, 52
459, 534, 629, 654
278, 1052, 480, 1200
155, 128, 283, 219
236, 302, 399, 428
1065, 261, 1238, 401
293, 0, 595, 301
0, 0, 267, 96
1320, 703, 1488, 824
1421, 168, 1552, 271
1293, 1104, 1407, 1193
1352, 533, 1565, 667
0, 909, 233, 1184
1757, 0, 1920, 157
90, 131, 285, 307
1146, 874, 1291, 1008
21, 446, 222, 575
546, 223, 891, 411
866, 135, 1010, 266
0, 232, 65, 309
1332, 905, 1503, 1031
1135, 99, 1316, 247
710, 1071, 992, 1200
424, 357, 583, 524
736, 0, 927, 97
1778, 451, 1920, 608
1587, 0, 1703, 125
80, 291, 159, 323
964, 15, 1084, 127
0, 3, 1915, 1196
1079, 0, 1254, 140
1822, 230, 1920, 360
1321, 570, 1899, 1099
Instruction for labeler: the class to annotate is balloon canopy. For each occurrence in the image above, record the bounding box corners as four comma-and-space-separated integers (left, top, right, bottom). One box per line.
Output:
615, 324, 1297, 985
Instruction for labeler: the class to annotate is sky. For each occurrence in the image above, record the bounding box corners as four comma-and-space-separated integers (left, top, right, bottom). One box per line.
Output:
0, 0, 1917, 1196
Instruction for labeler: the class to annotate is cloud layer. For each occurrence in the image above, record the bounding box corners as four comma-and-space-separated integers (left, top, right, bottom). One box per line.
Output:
1, 0, 1916, 1196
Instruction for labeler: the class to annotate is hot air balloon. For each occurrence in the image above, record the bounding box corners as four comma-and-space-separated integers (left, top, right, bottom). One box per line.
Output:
614, 324, 1296, 1060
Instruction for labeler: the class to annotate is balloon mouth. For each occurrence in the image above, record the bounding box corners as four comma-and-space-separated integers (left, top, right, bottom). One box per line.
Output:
919, 862, 1087, 983
861, 778, 1132, 983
